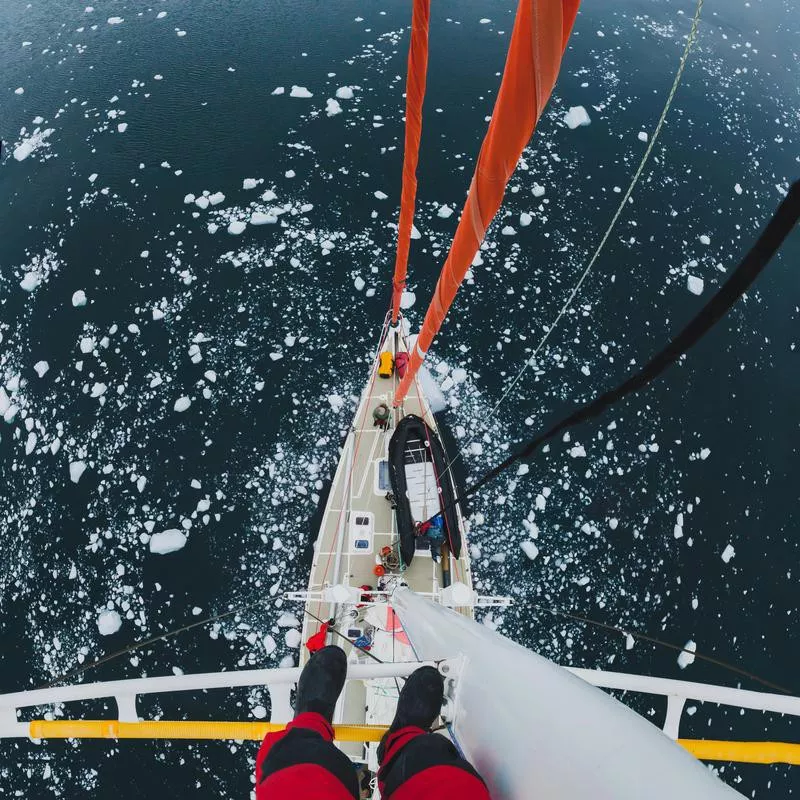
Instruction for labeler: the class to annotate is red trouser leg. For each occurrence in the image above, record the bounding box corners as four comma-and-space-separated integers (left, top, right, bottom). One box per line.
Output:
255, 713, 358, 800
378, 726, 491, 800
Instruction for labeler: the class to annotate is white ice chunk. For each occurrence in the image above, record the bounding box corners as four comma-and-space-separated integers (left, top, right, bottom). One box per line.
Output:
532, 183, 545, 197
564, 105, 591, 129
699, 234, 710, 245
149, 528, 187, 554
117, 122, 128, 133
34, 360, 49, 377
437, 204, 453, 218
107, 16, 123, 25
520, 541, 539, 561
20, 272, 41, 292
721, 544, 735, 564
354, 276, 365, 291
290, 85, 313, 98
227, 220, 247, 235
638, 131, 648, 142
208, 191, 225, 206
272, 86, 285, 95
519, 212, 532, 227
400, 291, 416, 309
250, 211, 276, 225
325, 98, 342, 117
284, 629, 301, 648
97, 609, 122, 635
79, 336, 95, 353
335, 86, 354, 100
417, 363, 446, 413
72, 290, 87, 307
677, 640, 696, 669
277, 612, 301, 627
687, 275, 704, 295
374, 190, 388, 200
174, 396, 191, 412
242, 178, 258, 190
69, 460, 87, 483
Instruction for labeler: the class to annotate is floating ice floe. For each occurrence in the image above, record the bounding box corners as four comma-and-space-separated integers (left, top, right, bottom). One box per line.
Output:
34, 360, 49, 378
174, 396, 191, 412
721, 544, 735, 563
72, 290, 87, 307
335, 86, 354, 100
97, 609, 122, 635
69, 460, 87, 483
520, 541, 539, 561
563, 105, 591, 129
687, 275, 704, 295
677, 640, 696, 669
325, 98, 342, 117
290, 85, 313, 98
149, 528, 187, 554
437, 204, 453, 218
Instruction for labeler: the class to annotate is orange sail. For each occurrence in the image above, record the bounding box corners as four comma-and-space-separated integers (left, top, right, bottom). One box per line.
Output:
394, 0, 580, 406
390, 0, 431, 325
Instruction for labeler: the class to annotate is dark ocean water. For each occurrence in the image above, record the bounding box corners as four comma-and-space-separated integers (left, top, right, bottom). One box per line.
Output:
1, 0, 798, 797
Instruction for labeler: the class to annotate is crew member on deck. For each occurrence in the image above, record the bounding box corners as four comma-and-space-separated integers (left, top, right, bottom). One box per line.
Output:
254, 646, 490, 800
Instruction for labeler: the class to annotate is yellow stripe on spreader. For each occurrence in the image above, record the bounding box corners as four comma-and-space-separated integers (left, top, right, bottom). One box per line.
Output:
28, 720, 388, 742
25, 722, 800, 764
678, 739, 800, 765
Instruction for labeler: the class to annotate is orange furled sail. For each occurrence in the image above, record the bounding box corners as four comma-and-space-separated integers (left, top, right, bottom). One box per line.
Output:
393, 0, 580, 406
390, 0, 431, 325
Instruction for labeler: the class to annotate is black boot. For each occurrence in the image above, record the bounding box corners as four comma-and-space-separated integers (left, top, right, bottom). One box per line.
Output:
294, 645, 348, 722
378, 666, 443, 762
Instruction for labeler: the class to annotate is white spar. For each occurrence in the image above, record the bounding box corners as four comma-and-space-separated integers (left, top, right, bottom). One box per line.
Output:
392, 587, 743, 800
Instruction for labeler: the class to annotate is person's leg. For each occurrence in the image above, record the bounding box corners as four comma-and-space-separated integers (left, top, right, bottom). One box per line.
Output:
255, 647, 359, 800
377, 667, 490, 800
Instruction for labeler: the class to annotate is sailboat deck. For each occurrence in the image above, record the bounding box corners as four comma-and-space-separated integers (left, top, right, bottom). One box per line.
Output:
298, 322, 473, 762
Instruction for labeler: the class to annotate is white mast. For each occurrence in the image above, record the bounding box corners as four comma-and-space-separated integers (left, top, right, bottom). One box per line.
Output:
392, 587, 742, 800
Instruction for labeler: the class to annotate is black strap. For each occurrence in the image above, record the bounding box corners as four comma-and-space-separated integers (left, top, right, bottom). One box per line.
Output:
459, 180, 800, 504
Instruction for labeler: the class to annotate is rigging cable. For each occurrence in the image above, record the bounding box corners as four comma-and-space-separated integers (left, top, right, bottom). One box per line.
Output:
525, 600, 794, 695
39, 597, 275, 690
459, 180, 800, 502
441, 0, 704, 480
425, 180, 800, 514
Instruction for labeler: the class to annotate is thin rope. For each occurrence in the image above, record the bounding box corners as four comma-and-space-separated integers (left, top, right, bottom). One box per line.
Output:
527, 601, 794, 696
39, 598, 274, 690
440, 0, 704, 481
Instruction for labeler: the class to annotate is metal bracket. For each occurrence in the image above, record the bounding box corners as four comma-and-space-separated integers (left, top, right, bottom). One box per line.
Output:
663, 695, 686, 740
115, 694, 139, 722
438, 655, 465, 728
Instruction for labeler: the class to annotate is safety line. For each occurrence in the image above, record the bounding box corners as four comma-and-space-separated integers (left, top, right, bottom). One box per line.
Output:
441, 0, 704, 480
526, 601, 794, 695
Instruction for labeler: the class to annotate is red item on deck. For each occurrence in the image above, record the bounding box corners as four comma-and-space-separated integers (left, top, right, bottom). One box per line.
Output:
394, 351, 410, 378
305, 622, 330, 654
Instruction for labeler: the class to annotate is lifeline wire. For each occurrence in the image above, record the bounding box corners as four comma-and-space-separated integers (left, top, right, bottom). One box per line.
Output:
527, 601, 794, 695
40, 598, 273, 690
441, 0, 704, 480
